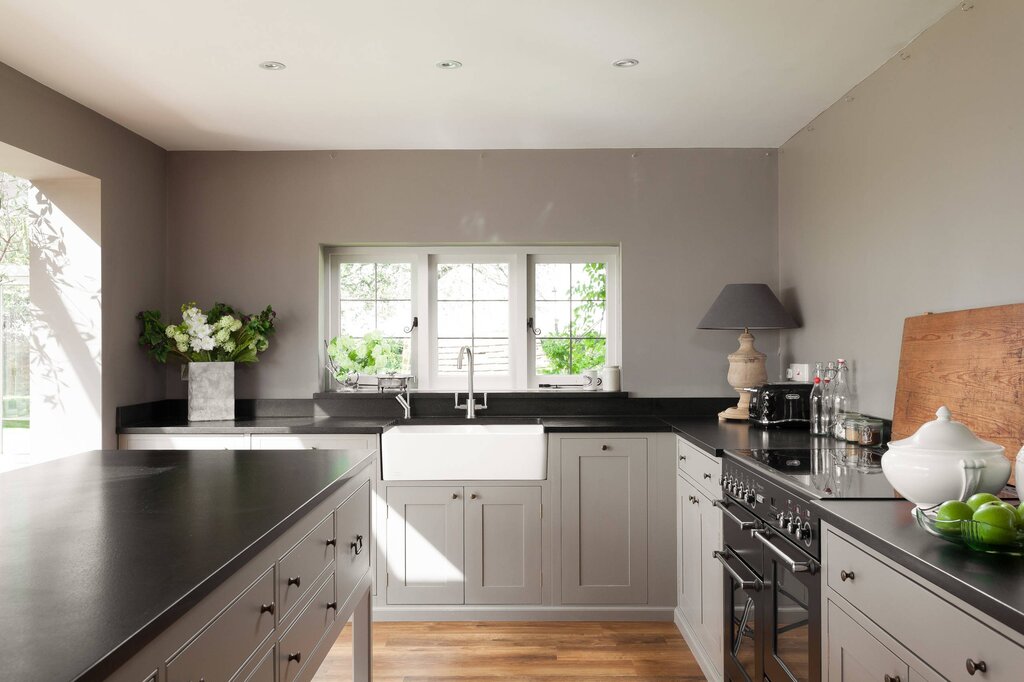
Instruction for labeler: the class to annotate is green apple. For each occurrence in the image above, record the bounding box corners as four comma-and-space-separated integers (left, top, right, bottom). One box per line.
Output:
971, 504, 1019, 545
978, 500, 1019, 522
966, 492, 1000, 512
1017, 501, 1024, 527
935, 500, 974, 535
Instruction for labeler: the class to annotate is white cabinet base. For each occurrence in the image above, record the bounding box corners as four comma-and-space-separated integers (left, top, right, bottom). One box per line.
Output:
674, 606, 724, 682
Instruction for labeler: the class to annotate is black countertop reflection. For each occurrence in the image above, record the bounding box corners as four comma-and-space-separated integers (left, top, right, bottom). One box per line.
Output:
0, 449, 375, 682
665, 417, 819, 455
814, 498, 1024, 635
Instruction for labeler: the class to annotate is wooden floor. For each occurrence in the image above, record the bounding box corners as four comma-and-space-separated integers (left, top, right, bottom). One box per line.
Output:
313, 621, 705, 681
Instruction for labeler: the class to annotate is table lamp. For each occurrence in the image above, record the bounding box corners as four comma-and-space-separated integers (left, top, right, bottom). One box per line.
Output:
698, 283, 798, 422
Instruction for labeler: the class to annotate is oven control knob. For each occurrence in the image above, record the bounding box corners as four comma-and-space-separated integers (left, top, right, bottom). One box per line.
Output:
745, 491, 756, 505
801, 522, 813, 543
788, 520, 800, 535
777, 512, 787, 526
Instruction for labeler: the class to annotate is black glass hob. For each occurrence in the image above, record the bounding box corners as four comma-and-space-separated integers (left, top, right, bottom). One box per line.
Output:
727, 445, 898, 500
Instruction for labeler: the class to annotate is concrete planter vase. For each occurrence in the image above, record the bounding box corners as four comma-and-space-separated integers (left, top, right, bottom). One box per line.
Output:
186, 361, 235, 421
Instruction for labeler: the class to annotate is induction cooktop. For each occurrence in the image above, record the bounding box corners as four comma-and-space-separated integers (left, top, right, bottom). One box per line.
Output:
726, 445, 899, 500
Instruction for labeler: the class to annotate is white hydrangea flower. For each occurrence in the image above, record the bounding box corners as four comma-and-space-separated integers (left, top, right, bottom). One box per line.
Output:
231, 319, 242, 332
223, 340, 236, 353
176, 340, 188, 353
165, 325, 176, 338
214, 328, 230, 344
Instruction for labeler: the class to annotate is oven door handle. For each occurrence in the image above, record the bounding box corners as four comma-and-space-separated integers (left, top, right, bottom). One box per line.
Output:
713, 499, 758, 530
752, 529, 814, 574
713, 549, 763, 591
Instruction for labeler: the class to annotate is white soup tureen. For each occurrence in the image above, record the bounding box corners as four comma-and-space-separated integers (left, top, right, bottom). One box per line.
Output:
881, 406, 1009, 509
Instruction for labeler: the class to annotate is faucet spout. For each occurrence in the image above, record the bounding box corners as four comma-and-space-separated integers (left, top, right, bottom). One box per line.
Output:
395, 389, 411, 419
455, 345, 486, 419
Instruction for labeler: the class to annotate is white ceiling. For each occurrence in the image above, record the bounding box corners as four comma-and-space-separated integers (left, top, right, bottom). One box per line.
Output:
0, 1, 958, 151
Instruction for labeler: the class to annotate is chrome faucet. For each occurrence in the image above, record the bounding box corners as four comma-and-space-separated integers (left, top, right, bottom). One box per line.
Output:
455, 345, 487, 419
395, 387, 412, 419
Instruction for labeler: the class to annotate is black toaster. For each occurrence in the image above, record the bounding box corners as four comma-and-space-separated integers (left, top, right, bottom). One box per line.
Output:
748, 382, 814, 427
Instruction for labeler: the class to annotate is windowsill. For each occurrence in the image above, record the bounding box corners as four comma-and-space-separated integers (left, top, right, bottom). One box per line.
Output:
314, 389, 630, 399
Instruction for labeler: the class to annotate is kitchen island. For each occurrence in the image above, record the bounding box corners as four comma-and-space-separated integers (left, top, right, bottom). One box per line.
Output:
0, 448, 376, 682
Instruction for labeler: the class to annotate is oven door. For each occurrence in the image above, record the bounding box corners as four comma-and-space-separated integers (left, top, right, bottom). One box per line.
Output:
717, 498, 764, 682
753, 527, 821, 682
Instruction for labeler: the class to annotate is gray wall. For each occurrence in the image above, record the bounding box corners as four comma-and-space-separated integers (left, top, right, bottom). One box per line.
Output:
778, 0, 1024, 418
0, 62, 167, 446
165, 149, 779, 398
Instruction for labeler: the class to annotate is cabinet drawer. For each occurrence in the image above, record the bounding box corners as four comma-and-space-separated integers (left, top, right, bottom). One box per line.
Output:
676, 438, 721, 498
166, 566, 275, 682
827, 531, 1024, 681
250, 434, 376, 450
336, 480, 371, 604
279, 572, 337, 682
235, 645, 275, 682
279, 512, 336, 622
118, 433, 250, 450
827, 600, 910, 682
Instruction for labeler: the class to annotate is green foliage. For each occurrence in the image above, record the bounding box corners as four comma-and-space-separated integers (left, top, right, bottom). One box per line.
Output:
0, 172, 32, 269
137, 303, 277, 364
327, 331, 405, 379
539, 262, 607, 375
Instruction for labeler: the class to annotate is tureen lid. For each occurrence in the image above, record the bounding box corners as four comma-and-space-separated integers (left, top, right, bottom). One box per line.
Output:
888, 406, 1004, 454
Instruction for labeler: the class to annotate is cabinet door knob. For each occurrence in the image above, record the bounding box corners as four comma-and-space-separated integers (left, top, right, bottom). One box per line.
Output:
679, 454, 686, 461
601, 444, 609, 451
351, 534, 364, 555
470, 493, 478, 500
327, 601, 338, 610
326, 538, 337, 547
966, 659, 987, 675
703, 473, 712, 480
840, 570, 855, 582
288, 652, 302, 663
260, 602, 275, 614
884, 675, 901, 682
288, 576, 301, 587
452, 493, 459, 499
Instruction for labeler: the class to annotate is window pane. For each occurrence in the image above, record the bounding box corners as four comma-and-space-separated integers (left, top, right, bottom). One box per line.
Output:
473, 263, 509, 300
339, 262, 375, 299
377, 299, 412, 337
535, 338, 565, 376
437, 301, 472, 337
472, 338, 509, 374
474, 301, 508, 338
377, 263, 411, 300
437, 263, 471, 300
572, 300, 607, 337
535, 263, 570, 301
572, 262, 606, 300
572, 337, 606, 373
339, 300, 375, 337
437, 338, 473, 375
535, 301, 571, 338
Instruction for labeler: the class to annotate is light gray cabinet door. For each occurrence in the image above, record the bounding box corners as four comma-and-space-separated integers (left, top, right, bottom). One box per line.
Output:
560, 437, 648, 604
385, 486, 465, 605
697, 487, 723, 667
827, 600, 910, 682
677, 474, 702, 627
465, 486, 542, 605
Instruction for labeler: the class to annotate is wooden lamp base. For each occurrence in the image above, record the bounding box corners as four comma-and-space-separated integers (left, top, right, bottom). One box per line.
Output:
718, 328, 767, 422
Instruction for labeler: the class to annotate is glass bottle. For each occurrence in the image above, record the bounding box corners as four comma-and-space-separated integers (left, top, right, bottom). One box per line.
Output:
809, 374, 826, 435
821, 361, 836, 437
830, 359, 855, 439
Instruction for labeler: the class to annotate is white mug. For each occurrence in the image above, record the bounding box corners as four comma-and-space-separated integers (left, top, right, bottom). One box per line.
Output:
601, 365, 621, 392
582, 369, 603, 391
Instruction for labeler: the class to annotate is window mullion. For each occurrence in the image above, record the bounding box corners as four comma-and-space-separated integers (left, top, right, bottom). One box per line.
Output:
510, 254, 529, 389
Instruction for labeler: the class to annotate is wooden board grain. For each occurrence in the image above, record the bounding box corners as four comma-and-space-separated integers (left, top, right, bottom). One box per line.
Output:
892, 304, 1024, 478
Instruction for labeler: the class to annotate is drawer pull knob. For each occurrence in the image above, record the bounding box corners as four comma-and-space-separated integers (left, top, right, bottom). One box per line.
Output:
840, 570, 855, 582
288, 652, 302, 663
326, 538, 337, 547
288, 576, 301, 587
327, 601, 338, 610
470, 493, 478, 500
703, 473, 712, 480
351, 534, 364, 555
884, 675, 900, 682
601, 444, 609, 451
966, 659, 987, 675
679, 454, 686, 461
452, 493, 459, 500
260, 602, 275, 614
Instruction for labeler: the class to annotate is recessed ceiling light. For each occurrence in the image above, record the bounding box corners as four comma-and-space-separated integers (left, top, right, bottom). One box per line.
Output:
259, 61, 287, 71
436, 60, 463, 70
612, 58, 639, 68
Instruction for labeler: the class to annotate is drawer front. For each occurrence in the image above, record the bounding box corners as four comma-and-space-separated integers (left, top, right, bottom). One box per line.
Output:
166, 567, 275, 682
827, 531, 1024, 681
336, 480, 371, 604
119, 434, 250, 450
827, 600, 909, 682
279, 572, 337, 682
236, 645, 275, 682
676, 437, 721, 498
279, 512, 336, 622
250, 434, 376, 450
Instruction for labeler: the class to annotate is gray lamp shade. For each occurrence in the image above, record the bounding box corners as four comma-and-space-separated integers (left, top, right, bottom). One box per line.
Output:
697, 283, 797, 330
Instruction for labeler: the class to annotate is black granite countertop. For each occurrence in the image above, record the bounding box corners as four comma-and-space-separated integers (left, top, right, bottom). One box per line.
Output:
665, 417, 818, 455
0, 448, 375, 682
814, 498, 1024, 635
118, 416, 395, 434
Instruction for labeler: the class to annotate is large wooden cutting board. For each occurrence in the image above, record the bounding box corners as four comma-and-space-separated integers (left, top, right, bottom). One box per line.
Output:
892, 303, 1024, 478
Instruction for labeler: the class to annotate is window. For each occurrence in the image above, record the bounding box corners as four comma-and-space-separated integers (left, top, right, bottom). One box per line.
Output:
323, 246, 619, 390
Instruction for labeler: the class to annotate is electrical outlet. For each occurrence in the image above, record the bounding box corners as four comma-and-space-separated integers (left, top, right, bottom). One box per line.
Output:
787, 363, 811, 382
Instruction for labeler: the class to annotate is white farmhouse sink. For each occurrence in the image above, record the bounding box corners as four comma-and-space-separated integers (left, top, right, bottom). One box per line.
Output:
381, 424, 547, 480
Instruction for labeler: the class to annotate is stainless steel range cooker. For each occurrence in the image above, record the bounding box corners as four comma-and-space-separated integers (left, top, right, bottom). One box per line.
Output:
717, 445, 897, 682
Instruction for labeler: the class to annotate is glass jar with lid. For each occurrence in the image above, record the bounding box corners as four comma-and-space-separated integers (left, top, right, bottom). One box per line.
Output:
834, 412, 862, 440
859, 418, 884, 446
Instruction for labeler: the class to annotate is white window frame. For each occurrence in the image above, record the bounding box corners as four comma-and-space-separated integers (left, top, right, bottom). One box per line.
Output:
322, 245, 620, 390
